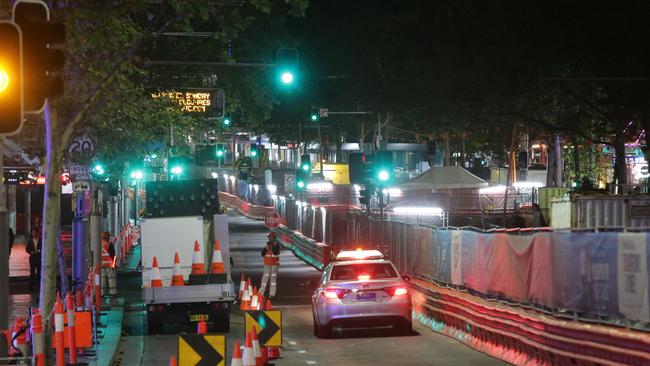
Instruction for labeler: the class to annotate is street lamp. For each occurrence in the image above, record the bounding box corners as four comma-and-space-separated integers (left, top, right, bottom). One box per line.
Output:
129, 169, 144, 225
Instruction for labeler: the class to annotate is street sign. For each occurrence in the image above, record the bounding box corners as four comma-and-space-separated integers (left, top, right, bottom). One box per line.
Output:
264, 211, 282, 228
284, 173, 294, 192
245, 310, 282, 347
68, 163, 90, 181
72, 181, 90, 192
319, 108, 329, 117
178, 334, 225, 366
68, 135, 94, 155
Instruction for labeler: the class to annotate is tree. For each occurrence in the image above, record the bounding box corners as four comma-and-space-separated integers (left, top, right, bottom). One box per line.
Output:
37, 2, 307, 357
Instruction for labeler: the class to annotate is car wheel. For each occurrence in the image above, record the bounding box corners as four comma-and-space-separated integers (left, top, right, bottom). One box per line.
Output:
313, 319, 331, 338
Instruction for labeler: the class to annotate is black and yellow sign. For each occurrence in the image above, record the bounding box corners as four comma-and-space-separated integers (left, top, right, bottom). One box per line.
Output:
245, 310, 282, 347
178, 334, 225, 366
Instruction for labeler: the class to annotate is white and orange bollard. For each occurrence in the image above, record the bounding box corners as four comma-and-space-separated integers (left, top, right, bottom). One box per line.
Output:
31, 310, 45, 366
54, 293, 65, 366
65, 292, 78, 364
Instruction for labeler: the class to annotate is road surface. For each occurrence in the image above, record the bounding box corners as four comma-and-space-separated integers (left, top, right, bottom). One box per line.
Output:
112, 213, 504, 365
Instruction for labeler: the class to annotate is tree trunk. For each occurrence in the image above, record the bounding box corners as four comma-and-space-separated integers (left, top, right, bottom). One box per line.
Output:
554, 133, 563, 187
613, 127, 629, 185
39, 105, 64, 362
546, 138, 556, 187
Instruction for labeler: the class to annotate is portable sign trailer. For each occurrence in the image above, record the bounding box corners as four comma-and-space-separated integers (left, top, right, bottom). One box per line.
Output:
141, 215, 235, 333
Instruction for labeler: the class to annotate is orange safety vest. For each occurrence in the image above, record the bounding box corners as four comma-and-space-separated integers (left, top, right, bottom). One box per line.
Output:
101, 240, 114, 268
263, 249, 279, 266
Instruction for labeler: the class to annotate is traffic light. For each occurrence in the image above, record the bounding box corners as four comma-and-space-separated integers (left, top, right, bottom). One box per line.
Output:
359, 188, 371, 205
295, 169, 308, 191
222, 116, 231, 127
168, 156, 186, 179
13, 1, 65, 111
216, 143, 226, 159
374, 150, 393, 184
250, 144, 259, 158
276, 48, 298, 89
310, 107, 319, 122
0, 21, 23, 135
300, 154, 311, 172
92, 163, 105, 177
349, 152, 370, 184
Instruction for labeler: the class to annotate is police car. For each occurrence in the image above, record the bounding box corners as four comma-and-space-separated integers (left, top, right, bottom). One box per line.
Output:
311, 249, 412, 338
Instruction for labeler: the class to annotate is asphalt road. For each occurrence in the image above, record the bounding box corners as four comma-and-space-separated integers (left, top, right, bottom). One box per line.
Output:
112, 213, 504, 365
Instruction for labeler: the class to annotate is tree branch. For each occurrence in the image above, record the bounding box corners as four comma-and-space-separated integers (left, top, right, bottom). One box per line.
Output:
503, 113, 612, 145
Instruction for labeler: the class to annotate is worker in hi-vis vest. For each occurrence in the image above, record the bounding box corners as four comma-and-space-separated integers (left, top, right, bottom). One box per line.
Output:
259, 231, 280, 297
101, 232, 117, 296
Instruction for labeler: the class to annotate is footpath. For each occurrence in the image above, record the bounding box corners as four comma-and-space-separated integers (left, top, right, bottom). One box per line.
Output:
4, 243, 136, 365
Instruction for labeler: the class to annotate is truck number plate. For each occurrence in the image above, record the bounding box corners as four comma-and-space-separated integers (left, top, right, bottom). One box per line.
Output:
190, 314, 209, 322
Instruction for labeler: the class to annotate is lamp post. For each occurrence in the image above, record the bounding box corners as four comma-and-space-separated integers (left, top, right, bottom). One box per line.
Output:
130, 170, 143, 225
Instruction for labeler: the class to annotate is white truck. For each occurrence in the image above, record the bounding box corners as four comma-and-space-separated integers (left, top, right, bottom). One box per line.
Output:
140, 214, 235, 333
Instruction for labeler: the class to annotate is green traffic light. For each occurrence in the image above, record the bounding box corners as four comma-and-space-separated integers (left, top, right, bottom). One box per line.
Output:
378, 170, 390, 182
280, 71, 294, 85
297, 180, 305, 188
311, 114, 318, 122
223, 118, 231, 126
251, 150, 258, 157
217, 150, 224, 158
130, 170, 143, 180
93, 164, 105, 175
301, 163, 310, 171
171, 166, 182, 175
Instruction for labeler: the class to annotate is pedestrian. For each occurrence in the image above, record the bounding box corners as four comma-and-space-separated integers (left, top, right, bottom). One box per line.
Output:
259, 231, 280, 298
100, 232, 117, 296
25, 228, 42, 290
8, 227, 15, 258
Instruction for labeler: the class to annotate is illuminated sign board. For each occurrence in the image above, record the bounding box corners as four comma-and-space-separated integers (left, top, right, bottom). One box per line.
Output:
150, 89, 225, 116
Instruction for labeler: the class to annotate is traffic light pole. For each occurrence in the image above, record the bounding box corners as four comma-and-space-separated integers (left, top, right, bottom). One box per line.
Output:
0, 138, 8, 358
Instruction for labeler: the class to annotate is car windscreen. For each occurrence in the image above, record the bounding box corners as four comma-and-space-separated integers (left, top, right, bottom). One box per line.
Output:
330, 263, 398, 281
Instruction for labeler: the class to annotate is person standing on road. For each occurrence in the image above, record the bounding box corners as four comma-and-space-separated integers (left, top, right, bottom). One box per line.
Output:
101, 232, 117, 296
25, 228, 42, 289
259, 231, 280, 298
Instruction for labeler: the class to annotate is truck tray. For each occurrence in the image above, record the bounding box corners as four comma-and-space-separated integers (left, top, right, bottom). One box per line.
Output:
143, 283, 235, 304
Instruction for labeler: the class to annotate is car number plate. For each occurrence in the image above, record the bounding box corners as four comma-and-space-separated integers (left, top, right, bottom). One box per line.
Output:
190, 314, 209, 322
356, 292, 376, 301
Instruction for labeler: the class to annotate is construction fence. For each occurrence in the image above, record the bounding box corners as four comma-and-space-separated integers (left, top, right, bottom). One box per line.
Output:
222, 178, 650, 330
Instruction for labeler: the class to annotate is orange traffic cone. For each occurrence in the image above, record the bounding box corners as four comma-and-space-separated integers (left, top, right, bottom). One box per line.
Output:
240, 286, 251, 310
150, 257, 163, 288
242, 331, 255, 366
191, 240, 205, 275
210, 240, 225, 274
231, 340, 244, 366
238, 274, 246, 300
247, 278, 253, 296
171, 252, 185, 286
197, 319, 207, 335
250, 286, 259, 310
169, 356, 177, 366
250, 327, 266, 366
257, 293, 266, 311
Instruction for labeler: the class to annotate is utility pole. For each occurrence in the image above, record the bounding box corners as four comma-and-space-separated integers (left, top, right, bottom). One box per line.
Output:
0, 138, 8, 358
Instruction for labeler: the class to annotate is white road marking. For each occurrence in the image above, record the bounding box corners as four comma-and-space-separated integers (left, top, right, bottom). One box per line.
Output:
298, 350, 307, 354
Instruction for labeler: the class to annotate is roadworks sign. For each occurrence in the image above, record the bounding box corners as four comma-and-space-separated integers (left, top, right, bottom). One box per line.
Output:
178, 334, 225, 366
245, 310, 282, 347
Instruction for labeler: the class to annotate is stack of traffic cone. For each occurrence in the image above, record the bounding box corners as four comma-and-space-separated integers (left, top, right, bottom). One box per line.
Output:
250, 327, 267, 366
171, 252, 185, 286
150, 257, 163, 288
191, 241, 205, 275
238, 274, 246, 300
242, 331, 256, 366
250, 286, 259, 310
231, 340, 243, 366
210, 239, 225, 274
266, 300, 281, 360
